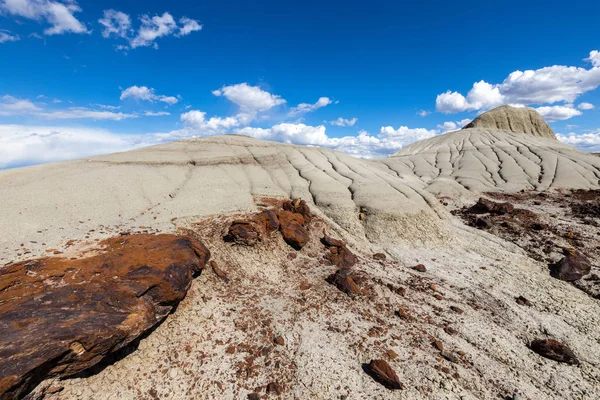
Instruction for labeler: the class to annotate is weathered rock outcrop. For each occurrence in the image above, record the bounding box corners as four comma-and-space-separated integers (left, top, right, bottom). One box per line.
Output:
463, 105, 556, 139
0, 234, 210, 400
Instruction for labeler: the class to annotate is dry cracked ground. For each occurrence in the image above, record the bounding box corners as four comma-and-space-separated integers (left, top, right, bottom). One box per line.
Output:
1, 106, 599, 400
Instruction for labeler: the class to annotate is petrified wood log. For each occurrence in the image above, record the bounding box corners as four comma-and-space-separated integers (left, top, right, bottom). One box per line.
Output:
0, 234, 210, 399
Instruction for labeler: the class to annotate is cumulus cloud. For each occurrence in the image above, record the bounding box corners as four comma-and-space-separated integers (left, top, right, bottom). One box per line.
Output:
212, 83, 286, 113
120, 85, 178, 105
329, 117, 358, 127
177, 17, 202, 36
180, 110, 242, 134
99, 9, 131, 39
557, 130, 600, 152
0, 0, 89, 35
577, 102, 594, 110
99, 10, 202, 50
436, 50, 600, 117
289, 97, 332, 116
235, 123, 438, 158
0, 29, 19, 43
534, 105, 582, 122
418, 110, 430, 117
0, 95, 40, 113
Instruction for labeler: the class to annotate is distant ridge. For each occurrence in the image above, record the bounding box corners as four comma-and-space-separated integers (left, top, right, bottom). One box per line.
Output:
463, 105, 556, 140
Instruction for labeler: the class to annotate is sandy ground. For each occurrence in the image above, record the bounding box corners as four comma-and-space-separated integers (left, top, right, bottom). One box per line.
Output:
1, 133, 599, 399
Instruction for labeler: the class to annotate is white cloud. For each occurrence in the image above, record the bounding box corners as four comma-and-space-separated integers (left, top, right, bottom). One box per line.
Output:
98, 10, 202, 50
329, 117, 358, 127
144, 111, 170, 117
93, 103, 120, 110
212, 83, 286, 113
177, 17, 202, 36
130, 12, 177, 48
1, 96, 138, 120
0, 124, 140, 169
120, 85, 178, 105
0, 29, 19, 43
0, 95, 40, 113
180, 110, 242, 134
418, 110, 430, 117
436, 50, 600, 114
557, 130, 600, 152
37, 107, 137, 120
437, 121, 458, 132
99, 9, 131, 39
236, 123, 438, 158
289, 97, 332, 116
577, 102, 594, 110
535, 105, 582, 122
0, 0, 89, 35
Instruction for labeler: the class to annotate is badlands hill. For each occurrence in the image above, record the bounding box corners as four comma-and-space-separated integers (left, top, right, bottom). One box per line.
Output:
0, 107, 599, 400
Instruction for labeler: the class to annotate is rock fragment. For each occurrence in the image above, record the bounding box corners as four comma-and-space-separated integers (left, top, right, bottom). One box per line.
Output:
322, 235, 358, 268
278, 210, 310, 250
530, 339, 579, 365
549, 248, 591, 282
364, 359, 404, 390
372, 253, 386, 261
412, 264, 427, 272
326, 268, 362, 296
0, 234, 210, 400
468, 197, 514, 215
225, 220, 261, 246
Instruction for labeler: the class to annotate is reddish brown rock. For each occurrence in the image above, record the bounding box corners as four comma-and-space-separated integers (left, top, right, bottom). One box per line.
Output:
372, 253, 386, 261
516, 296, 532, 306
326, 268, 362, 296
468, 197, 514, 215
278, 210, 310, 250
412, 264, 427, 272
253, 209, 280, 233
530, 339, 579, 365
364, 359, 404, 390
266, 382, 283, 394
0, 234, 210, 400
210, 260, 230, 283
282, 198, 312, 223
274, 336, 285, 346
549, 249, 591, 282
322, 236, 358, 269
224, 220, 261, 246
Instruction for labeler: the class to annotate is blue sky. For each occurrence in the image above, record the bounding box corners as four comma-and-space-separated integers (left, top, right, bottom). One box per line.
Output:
1, 0, 599, 168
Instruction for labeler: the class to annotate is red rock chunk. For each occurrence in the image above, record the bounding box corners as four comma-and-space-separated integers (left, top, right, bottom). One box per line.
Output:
468, 197, 514, 215
530, 339, 579, 365
364, 359, 404, 390
549, 249, 591, 282
278, 210, 310, 250
0, 234, 210, 400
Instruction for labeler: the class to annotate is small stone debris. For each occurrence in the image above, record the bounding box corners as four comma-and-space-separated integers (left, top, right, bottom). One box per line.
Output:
549, 248, 591, 282
530, 339, 579, 365
364, 359, 404, 390
444, 326, 458, 336
468, 197, 514, 215
274, 336, 285, 346
210, 261, 229, 283
412, 264, 427, 272
322, 235, 358, 268
450, 306, 464, 314
386, 349, 399, 360
359, 212, 366, 221
432, 339, 444, 352
515, 296, 532, 307
372, 253, 386, 261
247, 394, 259, 400
327, 268, 363, 296
442, 351, 460, 363
395, 307, 411, 321
266, 382, 283, 395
